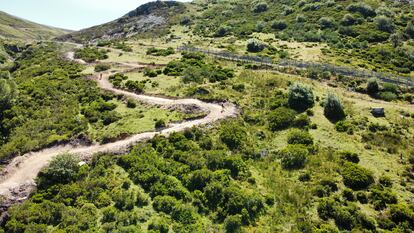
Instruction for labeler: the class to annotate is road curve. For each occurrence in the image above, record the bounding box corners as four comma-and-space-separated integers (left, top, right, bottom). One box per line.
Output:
0, 56, 237, 206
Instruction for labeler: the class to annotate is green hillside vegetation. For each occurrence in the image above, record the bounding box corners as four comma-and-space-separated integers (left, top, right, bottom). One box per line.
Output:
1, 0, 414, 232
0, 11, 69, 40
3, 45, 414, 232
0, 43, 188, 162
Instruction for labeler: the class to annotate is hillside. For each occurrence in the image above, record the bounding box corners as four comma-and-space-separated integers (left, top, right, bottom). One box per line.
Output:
0, 11, 70, 40
58, 1, 186, 43
1, 0, 414, 232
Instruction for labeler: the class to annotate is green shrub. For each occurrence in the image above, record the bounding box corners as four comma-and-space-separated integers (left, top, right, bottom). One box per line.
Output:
268, 107, 296, 131
38, 153, 80, 187
342, 188, 355, 201
271, 20, 288, 30
341, 14, 357, 26
405, 21, 414, 38
367, 78, 379, 96
144, 68, 159, 78
287, 129, 313, 146
375, 16, 394, 33
389, 204, 414, 227
153, 195, 179, 214
75, 47, 108, 62
219, 123, 247, 150
224, 215, 243, 233
146, 47, 175, 56
148, 217, 170, 233
280, 145, 308, 170
334, 208, 355, 230
317, 198, 337, 220
216, 25, 232, 37
246, 39, 265, 52
125, 80, 145, 93
126, 99, 137, 108
294, 114, 310, 127
324, 93, 346, 121
155, 119, 166, 129
288, 83, 314, 111
379, 175, 392, 187
346, 3, 376, 18
319, 17, 335, 29
335, 120, 353, 134
378, 91, 397, 102
94, 64, 111, 72
252, 2, 268, 13
341, 163, 374, 190
338, 151, 360, 163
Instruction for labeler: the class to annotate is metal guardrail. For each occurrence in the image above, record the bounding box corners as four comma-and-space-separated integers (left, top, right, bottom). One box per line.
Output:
178, 46, 414, 87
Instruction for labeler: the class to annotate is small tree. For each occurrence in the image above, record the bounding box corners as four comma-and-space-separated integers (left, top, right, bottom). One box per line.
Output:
247, 39, 265, 52
367, 78, 379, 96
324, 93, 346, 121
288, 83, 314, 111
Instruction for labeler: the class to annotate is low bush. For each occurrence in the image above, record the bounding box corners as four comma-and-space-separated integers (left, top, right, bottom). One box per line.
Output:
146, 47, 175, 56
95, 64, 111, 72
287, 129, 313, 146
338, 151, 360, 163
268, 107, 296, 131
341, 162, 374, 190
247, 39, 266, 52
75, 47, 108, 62
279, 145, 308, 170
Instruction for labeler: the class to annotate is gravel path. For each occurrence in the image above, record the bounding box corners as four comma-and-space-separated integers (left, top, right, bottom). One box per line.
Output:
0, 56, 237, 207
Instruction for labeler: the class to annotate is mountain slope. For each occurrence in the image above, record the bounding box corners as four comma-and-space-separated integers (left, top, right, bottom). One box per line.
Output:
58, 1, 186, 43
0, 11, 70, 40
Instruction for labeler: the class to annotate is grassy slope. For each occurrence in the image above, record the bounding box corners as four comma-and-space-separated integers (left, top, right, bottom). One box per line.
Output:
0, 11, 70, 40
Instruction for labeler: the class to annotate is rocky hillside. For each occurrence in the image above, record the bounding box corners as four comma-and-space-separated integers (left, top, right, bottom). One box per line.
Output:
0, 11, 70, 40
58, 1, 186, 43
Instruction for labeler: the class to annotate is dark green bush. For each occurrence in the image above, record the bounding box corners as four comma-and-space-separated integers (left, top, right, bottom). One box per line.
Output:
341, 162, 374, 190
268, 107, 296, 131
252, 2, 268, 13
155, 119, 166, 129
324, 93, 346, 121
367, 78, 379, 96
247, 39, 265, 52
219, 123, 247, 150
287, 129, 313, 146
279, 145, 308, 170
288, 83, 314, 111
338, 151, 360, 163
94, 64, 111, 72
38, 153, 80, 187
146, 47, 175, 56
272, 20, 288, 30
75, 47, 108, 62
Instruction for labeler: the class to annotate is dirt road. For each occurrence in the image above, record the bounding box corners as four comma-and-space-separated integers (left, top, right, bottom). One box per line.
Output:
0, 56, 237, 207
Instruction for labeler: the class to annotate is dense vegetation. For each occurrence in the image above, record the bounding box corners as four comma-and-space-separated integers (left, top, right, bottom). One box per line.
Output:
0, 43, 119, 161
1, 0, 414, 232
191, 0, 414, 75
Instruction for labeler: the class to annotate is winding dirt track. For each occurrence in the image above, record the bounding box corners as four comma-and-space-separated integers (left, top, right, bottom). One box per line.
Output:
0, 55, 237, 205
